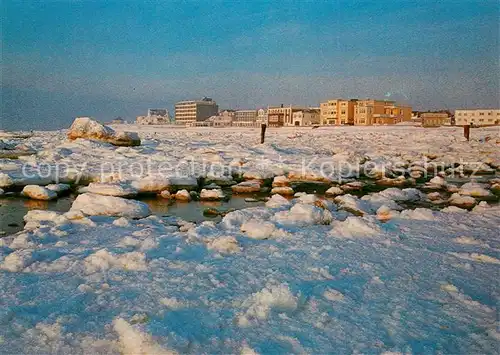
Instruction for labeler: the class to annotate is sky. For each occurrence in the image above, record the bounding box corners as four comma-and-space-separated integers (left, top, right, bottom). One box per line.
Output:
1, 0, 499, 130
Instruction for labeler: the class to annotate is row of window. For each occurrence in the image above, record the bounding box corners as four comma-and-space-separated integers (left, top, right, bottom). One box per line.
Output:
457, 112, 499, 116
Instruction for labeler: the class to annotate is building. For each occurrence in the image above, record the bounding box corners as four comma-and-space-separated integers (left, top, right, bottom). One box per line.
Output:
267, 105, 310, 127
233, 110, 258, 127
421, 112, 450, 127
174, 97, 219, 125
136, 108, 170, 125
292, 108, 321, 126
354, 99, 411, 125
257, 108, 268, 125
320, 99, 355, 125
148, 109, 169, 117
207, 110, 234, 127
111, 117, 125, 124
454, 109, 500, 126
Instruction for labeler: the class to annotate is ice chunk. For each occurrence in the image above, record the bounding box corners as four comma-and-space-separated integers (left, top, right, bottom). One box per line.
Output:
241, 220, 277, 239
21, 185, 57, 200
1, 250, 33, 272
200, 188, 225, 201
330, 216, 382, 238
273, 203, 333, 226
70, 193, 151, 218
270, 186, 294, 195
80, 182, 138, 197
458, 182, 492, 197
325, 186, 344, 196
0, 172, 14, 188
174, 189, 191, 201
131, 176, 171, 193
45, 183, 71, 194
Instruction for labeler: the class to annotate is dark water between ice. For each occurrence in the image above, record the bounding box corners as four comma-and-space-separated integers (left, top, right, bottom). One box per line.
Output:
0, 194, 266, 235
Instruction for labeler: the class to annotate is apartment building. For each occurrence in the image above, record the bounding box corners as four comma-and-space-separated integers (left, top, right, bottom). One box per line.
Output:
174, 97, 219, 124
455, 109, 500, 126
292, 108, 321, 126
354, 99, 411, 125
320, 99, 355, 125
267, 105, 310, 127
233, 110, 258, 127
420, 112, 450, 127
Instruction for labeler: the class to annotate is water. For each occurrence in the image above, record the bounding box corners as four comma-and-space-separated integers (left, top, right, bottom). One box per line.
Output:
0, 194, 266, 235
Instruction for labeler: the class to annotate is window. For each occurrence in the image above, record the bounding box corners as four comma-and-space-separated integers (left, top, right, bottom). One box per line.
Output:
488, 112, 492, 115
480, 112, 484, 116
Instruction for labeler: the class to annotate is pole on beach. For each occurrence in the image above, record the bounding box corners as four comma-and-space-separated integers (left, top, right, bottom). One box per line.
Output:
261, 124, 267, 144
463, 125, 470, 141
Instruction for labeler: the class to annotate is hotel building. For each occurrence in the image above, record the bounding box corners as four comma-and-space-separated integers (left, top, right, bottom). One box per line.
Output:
175, 97, 219, 124
320, 99, 356, 125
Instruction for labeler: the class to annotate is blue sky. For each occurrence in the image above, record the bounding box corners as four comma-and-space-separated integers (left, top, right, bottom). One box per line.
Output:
1, 0, 499, 130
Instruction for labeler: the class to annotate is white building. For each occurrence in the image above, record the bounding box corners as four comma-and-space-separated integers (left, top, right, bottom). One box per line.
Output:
207, 110, 234, 127
136, 108, 170, 125
257, 108, 268, 124
291, 108, 321, 126
455, 109, 500, 126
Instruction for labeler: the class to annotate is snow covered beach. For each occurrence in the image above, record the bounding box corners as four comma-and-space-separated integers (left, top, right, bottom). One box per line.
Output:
1, 124, 499, 354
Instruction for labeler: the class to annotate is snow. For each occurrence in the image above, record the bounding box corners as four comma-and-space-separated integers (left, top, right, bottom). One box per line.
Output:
1, 125, 499, 354
207, 235, 241, 253
113, 318, 176, 355
70, 193, 151, 218
84, 249, 148, 273
237, 284, 299, 327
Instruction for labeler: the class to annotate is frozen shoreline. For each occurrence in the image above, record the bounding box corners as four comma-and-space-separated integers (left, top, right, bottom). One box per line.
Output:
1, 125, 499, 353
